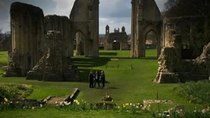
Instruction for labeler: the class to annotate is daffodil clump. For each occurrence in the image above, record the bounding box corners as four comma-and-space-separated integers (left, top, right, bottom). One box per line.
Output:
114, 102, 144, 114
61, 99, 93, 111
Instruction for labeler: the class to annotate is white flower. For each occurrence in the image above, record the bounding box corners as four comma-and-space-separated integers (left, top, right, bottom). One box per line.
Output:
202, 109, 206, 113
4, 98, 8, 102
64, 101, 71, 106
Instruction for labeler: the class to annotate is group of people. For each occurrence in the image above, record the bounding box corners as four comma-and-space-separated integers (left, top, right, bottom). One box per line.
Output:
89, 70, 106, 88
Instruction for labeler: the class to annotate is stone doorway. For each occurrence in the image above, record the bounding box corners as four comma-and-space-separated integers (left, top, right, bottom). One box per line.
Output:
144, 30, 158, 58
112, 40, 120, 50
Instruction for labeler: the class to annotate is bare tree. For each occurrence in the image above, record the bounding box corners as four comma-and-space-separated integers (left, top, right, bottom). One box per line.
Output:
164, 0, 210, 17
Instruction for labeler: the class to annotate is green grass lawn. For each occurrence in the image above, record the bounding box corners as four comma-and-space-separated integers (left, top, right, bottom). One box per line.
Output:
0, 51, 8, 66
0, 49, 196, 117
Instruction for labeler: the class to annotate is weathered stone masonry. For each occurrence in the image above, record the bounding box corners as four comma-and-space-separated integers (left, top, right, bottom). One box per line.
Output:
6, 2, 44, 76
131, 0, 162, 58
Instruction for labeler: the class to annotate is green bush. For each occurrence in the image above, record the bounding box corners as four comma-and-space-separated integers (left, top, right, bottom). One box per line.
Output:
0, 83, 33, 101
174, 80, 210, 104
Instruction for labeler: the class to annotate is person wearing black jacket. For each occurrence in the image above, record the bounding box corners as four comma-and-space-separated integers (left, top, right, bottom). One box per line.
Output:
89, 71, 94, 88
100, 71, 105, 88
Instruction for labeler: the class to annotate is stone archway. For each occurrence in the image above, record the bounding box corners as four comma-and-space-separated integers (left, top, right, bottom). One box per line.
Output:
131, 0, 162, 58
70, 0, 99, 57
112, 40, 120, 50
143, 25, 161, 57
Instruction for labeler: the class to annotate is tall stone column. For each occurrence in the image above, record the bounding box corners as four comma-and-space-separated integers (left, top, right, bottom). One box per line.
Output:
86, 0, 99, 57
131, 0, 144, 58
6, 2, 44, 76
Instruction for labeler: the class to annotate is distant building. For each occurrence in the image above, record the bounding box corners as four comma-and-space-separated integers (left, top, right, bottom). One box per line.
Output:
104, 25, 130, 50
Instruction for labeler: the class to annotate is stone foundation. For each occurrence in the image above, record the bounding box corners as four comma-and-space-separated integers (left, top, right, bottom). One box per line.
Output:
156, 72, 179, 83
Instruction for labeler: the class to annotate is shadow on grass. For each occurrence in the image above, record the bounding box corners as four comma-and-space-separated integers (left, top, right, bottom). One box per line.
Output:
141, 56, 157, 60
73, 57, 111, 67
99, 52, 117, 56
73, 57, 111, 82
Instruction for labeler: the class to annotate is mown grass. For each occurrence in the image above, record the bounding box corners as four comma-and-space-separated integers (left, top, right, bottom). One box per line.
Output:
0, 108, 152, 118
0, 49, 196, 117
0, 51, 8, 66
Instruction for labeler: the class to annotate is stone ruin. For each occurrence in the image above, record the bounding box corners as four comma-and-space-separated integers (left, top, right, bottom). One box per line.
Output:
131, 0, 162, 58
6, 1, 100, 81
104, 25, 129, 50
6, 2, 44, 77
155, 16, 210, 83
70, 0, 99, 57
44, 15, 73, 57
27, 31, 79, 81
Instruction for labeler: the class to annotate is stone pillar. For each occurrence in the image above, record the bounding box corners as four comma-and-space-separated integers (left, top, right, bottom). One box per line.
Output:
155, 33, 181, 83
6, 2, 44, 76
131, 0, 144, 58
44, 15, 73, 57
86, 0, 99, 57
27, 31, 79, 81
131, 0, 136, 57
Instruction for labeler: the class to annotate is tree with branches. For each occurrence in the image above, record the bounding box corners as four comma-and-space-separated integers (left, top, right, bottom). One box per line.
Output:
164, 0, 210, 17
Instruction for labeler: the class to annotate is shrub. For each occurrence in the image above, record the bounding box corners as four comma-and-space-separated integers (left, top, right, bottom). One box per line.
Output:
0, 83, 33, 101
174, 80, 210, 104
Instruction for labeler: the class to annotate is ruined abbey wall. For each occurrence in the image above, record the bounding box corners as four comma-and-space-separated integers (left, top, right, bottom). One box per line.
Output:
155, 16, 210, 83
44, 15, 73, 57
70, 0, 99, 57
104, 25, 129, 50
131, 0, 162, 58
7, 2, 44, 76
6, 1, 100, 80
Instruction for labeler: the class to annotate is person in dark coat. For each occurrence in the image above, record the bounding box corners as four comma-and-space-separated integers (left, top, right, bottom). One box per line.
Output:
100, 71, 105, 88
94, 70, 101, 87
89, 71, 94, 88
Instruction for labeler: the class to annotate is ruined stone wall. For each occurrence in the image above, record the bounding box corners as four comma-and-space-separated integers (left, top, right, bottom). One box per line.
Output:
70, 0, 99, 57
163, 16, 210, 59
44, 15, 73, 57
104, 30, 129, 50
131, 0, 162, 58
27, 31, 79, 81
7, 2, 44, 76
156, 16, 210, 83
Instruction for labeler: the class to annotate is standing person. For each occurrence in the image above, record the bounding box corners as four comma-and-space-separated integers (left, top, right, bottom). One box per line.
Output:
101, 71, 105, 88
89, 71, 94, 88
95, 70, 101, 87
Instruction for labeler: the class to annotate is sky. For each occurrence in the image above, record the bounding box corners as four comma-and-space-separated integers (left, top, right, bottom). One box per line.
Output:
0, 0, 167, 34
